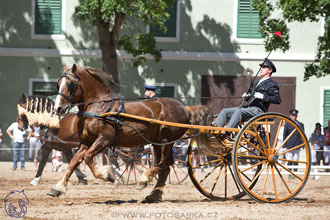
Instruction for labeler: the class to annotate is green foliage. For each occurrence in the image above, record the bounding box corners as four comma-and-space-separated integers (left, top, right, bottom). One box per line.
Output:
75, 0, 177, 66
253, 0, 330, 81
118, 33, 161, 67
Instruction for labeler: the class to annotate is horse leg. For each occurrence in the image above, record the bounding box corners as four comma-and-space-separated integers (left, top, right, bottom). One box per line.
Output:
63, 150, 87, 185
47, 145, 87, 197
141, 144, 174, 202
83, 137, 115, 182
30, 144, 51, 186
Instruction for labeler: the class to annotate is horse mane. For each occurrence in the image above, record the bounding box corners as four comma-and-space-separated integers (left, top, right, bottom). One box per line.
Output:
84, 67, 114, 90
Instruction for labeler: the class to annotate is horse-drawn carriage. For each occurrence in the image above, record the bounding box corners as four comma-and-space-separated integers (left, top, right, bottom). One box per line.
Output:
19, 64, 310, 204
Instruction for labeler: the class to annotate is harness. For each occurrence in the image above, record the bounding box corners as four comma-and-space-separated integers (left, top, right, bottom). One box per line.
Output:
77, 93, 126, 147
57, 71, 82, 105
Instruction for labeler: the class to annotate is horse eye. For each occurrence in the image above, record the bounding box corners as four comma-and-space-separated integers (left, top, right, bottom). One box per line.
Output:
68, 82, 74, 92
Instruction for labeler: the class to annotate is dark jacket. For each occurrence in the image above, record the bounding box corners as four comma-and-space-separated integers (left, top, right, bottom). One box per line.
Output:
283, 120, 305, 149
244, 78, 281, 112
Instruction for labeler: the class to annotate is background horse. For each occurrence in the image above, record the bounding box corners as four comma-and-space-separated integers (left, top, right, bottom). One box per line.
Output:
18, 94, 87, 186
51, 64, 190, 202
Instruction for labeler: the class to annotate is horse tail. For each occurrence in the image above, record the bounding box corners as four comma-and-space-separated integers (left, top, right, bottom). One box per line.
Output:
185, 105, 213, 151
18, 95, 60, 128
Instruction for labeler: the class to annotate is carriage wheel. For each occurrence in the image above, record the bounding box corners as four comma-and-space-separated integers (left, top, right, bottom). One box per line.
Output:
106, 147, 154, 185
187, 136, 251, 200
232, 112, 311, 203
168, 141, 189, 184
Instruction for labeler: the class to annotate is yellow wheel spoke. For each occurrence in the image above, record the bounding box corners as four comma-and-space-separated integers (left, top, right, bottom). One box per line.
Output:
200, 161, 223, 184
277, 162, 303, 181
272, 119, 283, 153
265, 119, 271, 154
237, 154, 267, 159
248, 162, 268, 188
271, 166, 278, 200
274, 128, 297, 155
251, 124, 267, 153
228, 164, 242, 194
277, 143, 305, 156
240, 160, 265, 173
210, 165, 224, 195
192, 158, 222, 169
261, 163, 270, 198
242, 137, 267, 156
279, 158, 307, 164
274, 164, 292, 194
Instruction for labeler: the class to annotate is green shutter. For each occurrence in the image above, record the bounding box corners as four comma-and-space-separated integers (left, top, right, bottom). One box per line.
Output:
35, 0, 62, 35
323, 90, 330, 126
150, 3, 177, 38
155, 86, 175, 97
237, 0, 262, 38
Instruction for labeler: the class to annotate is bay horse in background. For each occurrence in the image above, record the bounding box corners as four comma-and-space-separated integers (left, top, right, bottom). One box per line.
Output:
18, 94, 87, 186
51, 64, 190, 202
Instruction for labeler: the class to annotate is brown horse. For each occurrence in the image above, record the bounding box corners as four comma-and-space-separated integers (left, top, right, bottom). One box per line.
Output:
18, 94, 87, 186
50, 64, 190, 202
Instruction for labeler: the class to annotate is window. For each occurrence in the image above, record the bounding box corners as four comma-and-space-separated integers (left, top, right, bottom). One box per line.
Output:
32, 0, 66, 40
147, 2, 180, 42
236, 0, 262, 39
155, 86, 176, 98
323, 89, 330, 126
29, 78, 58, 101
150, 83, 178, 98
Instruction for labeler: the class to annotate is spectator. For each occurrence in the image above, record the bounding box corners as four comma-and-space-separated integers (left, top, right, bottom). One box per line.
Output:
323, 126, 330, 172
52, 150, 63, 172
6, 117, 32, 170
309, 125, 324, 179
29, 124, 43, 171
284, 109, 304, 178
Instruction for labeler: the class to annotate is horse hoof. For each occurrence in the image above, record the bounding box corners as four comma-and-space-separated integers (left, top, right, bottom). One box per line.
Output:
100, 166, 115, 183
136, 181, 148, 190
47, 188, 61, 197
78, 178, 88, 185
30, 177, 40, 186
142, 190, 162, 203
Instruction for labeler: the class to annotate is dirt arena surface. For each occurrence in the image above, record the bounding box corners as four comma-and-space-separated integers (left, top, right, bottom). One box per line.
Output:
0, 161, 329, 220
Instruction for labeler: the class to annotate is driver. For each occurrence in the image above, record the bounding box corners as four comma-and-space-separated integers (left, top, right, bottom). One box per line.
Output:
212, 58, 281, 139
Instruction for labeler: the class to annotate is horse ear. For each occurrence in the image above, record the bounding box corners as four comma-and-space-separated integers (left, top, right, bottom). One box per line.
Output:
63, 65, 67, 72
72, 64, 77, 75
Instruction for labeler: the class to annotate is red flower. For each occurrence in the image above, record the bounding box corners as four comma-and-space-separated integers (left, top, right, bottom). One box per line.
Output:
274, 31, 282, 38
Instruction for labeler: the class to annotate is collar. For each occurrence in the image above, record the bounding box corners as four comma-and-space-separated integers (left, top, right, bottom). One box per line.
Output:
256, 77, 271, 87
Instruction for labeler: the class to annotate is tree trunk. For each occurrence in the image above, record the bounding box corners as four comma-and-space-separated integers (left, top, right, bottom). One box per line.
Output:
97, 12, 125, 93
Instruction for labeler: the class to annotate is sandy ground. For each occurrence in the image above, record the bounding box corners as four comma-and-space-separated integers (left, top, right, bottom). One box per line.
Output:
0, 161, 329, 220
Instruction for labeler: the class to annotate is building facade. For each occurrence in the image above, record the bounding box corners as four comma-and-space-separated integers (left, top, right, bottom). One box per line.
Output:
0, 0, 328, 148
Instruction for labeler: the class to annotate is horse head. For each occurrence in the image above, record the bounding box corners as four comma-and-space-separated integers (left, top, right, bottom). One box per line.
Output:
54, 64, 115, 115
55, 64, 82, 115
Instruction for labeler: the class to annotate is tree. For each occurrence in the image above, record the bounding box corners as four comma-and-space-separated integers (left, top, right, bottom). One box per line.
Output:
75, 0, 177, 91
252, 0, 329, 81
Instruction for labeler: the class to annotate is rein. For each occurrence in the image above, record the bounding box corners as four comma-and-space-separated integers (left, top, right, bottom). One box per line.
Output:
78, 111, 204, 146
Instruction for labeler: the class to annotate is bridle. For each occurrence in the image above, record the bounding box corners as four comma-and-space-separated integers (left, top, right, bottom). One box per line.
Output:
57, 71, 82, 105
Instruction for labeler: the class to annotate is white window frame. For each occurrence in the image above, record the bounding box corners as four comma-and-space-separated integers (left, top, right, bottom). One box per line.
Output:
146, 1, 181, 43
31, 0, 66, 40
232, 0, 264, 45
